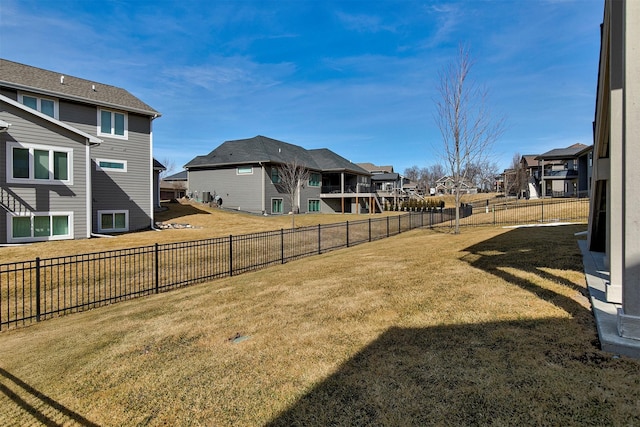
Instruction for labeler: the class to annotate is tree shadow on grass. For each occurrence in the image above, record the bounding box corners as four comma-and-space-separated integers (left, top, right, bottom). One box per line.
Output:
266, 225, 640, 426
0, 367, 99, 426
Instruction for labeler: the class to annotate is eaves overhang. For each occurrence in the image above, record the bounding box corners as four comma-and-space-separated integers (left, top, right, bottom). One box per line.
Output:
0, 80, 161, 118
1, 94, 102, 145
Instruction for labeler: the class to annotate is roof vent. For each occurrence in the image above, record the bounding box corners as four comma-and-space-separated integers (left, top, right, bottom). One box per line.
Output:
92, 84, 96, 91
60, 75, 65, 84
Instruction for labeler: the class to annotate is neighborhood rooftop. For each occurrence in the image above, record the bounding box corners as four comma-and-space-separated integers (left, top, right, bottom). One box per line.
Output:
185, 135, 370, 175
0, 59, 160, 117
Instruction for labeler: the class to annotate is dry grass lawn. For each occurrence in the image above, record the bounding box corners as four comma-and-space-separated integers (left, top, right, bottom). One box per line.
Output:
1, 219, 639, 425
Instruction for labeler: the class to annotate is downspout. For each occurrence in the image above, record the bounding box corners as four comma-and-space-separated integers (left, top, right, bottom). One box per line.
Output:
86, 143, 92, 238
149, 114, 161, 231
260, 162, 265, 214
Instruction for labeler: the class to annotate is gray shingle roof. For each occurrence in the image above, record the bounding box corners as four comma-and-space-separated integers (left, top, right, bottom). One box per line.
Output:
185, 135, 370, 175
164, 170, 188, 181
536, 143, 591, 160
0, 59, 160, 116
370, 172, 399, 181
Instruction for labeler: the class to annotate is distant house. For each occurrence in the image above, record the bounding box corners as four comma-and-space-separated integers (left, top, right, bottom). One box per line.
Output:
184, 136, 376, 214
0, 59, 161, 243
434, 176, 477, 195
535, 143, 592, 198
160, 170, 187, 201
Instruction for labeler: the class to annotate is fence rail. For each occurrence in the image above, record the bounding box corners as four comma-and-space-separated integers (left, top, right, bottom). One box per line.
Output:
1, 198, 588, 331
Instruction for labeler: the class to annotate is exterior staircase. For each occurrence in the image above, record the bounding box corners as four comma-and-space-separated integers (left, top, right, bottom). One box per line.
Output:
0, 186, 33, 215
528, 177, 540, 199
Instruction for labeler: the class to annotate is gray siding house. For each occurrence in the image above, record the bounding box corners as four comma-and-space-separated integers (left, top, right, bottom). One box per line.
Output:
185, 136, 375, 214
0, 59, 161, 243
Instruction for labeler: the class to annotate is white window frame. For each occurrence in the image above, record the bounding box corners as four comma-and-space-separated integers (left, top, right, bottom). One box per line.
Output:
308, 199, 320, 212
271, 198, 283, 214
95, 158, 128, 172
237, 166, 253, 175
97, 210, 129, 233
97, 108, 128, 139
309, 172, 321, 187
7, 211, 74, 243
18, 92, 59, 119
6, 141, 73, 185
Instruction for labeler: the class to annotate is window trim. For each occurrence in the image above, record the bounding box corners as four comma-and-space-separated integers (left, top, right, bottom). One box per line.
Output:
237, 166, 253, 175
97, 108, 128, 139
6, 141, 73, 185
7, 211, 73, 243
271, 198, 283, 214
271, 167, 280, 183
95, 158, 128, 172
308, 199, 320, 212
18, 92, 59, 119
309, 172, 321, 187
97, 210, 129, 233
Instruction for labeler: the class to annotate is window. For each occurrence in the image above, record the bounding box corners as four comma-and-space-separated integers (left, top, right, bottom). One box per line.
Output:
309, 173, 321, 187
19, 93, 58, 118
98, 210, 128, 233
98, 109, 127, 138
271, 199, 283, 214
96, 158, 127, 172
9, 213, 72, 242
6, 142, 72, 184
308, 199, 320, 212
271, 167, 280, 183
237, 166, 253, 175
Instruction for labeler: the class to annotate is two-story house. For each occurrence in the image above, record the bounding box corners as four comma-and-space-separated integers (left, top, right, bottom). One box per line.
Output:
535, 143, 592, 198
0, 59, 160, 243
185, 136, 376, 214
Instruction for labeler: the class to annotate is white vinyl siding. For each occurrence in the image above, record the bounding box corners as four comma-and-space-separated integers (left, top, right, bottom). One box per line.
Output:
8, 212, 73, 243
6, 142, 72, 185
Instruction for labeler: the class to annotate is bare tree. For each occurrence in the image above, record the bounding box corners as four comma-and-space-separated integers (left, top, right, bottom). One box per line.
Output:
159, 157, 177, 179
277, 159, 310, 228
505, 153, 527, 197
434, 44, 505, 233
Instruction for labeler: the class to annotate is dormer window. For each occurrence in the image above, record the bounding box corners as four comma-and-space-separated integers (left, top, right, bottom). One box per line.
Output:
98, 109, 128, 139
18, 93, 58, 119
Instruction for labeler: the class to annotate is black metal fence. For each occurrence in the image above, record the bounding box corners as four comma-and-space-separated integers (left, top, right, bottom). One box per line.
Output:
0, 198, 588, 331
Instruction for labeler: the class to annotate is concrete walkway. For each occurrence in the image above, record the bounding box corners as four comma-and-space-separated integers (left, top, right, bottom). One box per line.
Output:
579, 240, 640, 358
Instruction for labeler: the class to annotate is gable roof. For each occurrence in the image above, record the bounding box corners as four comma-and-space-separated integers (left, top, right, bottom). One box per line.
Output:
536, 143, 591, 160
185, 135, 370, 175
356, 162, 394, 173
370, 172, 400, 182
1, 94, 102, 145
163, 170, 188, 181
0, 59, 160, 117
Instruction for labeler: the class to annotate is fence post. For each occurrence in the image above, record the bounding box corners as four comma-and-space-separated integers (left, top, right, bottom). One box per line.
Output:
386, 216, 389, 237
318, 224, 321, 255
398, 215, 401, 234
281, 229, 285, 264
154, 243, 159, 294
35, 257, 41, 322
493, 205, 496, 226
541, 200, 544, 223
346, 221, 350, 247
368, 218, 372, 242
229, 235, 233, 277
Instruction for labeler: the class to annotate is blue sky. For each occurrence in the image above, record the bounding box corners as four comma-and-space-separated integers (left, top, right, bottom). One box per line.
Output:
1, 0, 603, 174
